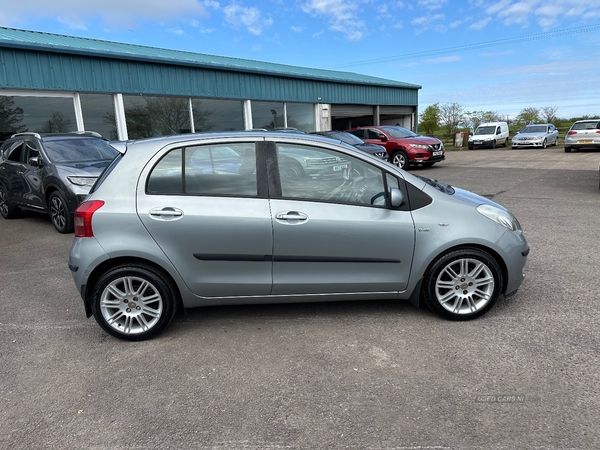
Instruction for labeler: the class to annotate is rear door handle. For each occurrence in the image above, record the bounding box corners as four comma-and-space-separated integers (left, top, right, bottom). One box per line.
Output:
149, 207, 184, 220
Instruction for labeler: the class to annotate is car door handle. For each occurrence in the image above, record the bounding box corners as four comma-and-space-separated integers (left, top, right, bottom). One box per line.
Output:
276, 211, 308, 222
149, 207, 184, 219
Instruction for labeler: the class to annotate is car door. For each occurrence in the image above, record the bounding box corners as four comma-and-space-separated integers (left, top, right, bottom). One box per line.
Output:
0, 140, 27, 204
269, 140, 415, 296
19, 139, 45, 209
136, 140, 274, 298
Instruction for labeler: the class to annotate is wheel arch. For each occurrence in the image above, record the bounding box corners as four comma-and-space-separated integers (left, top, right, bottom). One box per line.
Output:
83, 256, 184, 317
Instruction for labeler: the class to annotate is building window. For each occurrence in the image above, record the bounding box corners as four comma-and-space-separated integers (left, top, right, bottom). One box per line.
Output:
0, 94, 76, 141
286, 103, 316, 132
79, 93, 117, 140
192, 98, 244, 132
122, 94, 192, 139
251, 101, 285, 129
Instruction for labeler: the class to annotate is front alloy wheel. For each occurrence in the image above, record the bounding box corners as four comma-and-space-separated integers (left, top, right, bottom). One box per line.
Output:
423, 248, 502, 320
91, 265, 176, 341
391, 150, 409, 169
49, 191, 73, 233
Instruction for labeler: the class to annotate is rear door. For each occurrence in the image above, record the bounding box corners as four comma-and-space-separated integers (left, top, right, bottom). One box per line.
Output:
268, 140, 415, 296
136, 139, 274, 298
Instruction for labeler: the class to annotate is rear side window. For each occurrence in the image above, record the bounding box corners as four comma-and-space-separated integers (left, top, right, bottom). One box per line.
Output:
146, 143, 257, 196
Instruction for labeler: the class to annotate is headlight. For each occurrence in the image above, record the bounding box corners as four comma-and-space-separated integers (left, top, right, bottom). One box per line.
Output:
477, 204, 522, 233
68, 176, 98, 187
411, 144, 430, 149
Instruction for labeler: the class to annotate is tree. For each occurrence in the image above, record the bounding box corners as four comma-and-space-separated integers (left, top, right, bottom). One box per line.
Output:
439, 102, 464, 135
515, 107, 540, 126
0, 97, 27, 134
418, 103, 440, 135
541, 106, 558, 124
37, 111, 72, 133
465, 110, 500, 130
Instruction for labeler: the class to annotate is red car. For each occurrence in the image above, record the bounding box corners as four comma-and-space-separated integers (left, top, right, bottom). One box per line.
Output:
346, 126, 445, 169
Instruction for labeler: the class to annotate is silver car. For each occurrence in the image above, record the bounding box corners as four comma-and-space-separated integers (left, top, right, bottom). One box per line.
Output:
511, 124, 559, 149
68, 132, 529, 340
564, 119, 600, 152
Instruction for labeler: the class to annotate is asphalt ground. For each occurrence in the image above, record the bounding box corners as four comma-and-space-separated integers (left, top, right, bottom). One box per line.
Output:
1, 146, 599, 450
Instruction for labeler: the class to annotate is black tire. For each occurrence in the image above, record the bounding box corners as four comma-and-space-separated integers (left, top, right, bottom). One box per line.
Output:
468, 145, 473, 150
91, 264, 177, 341
281, 161, 306, 179
0, 185, 20, 219
423, 248, 503, 321
49, 190, 73, 233
511, 146, 516, 149
564, 146, 571, 153
491, 140, 496, 149
391, 150, 409, 169
542, 139, 547, 149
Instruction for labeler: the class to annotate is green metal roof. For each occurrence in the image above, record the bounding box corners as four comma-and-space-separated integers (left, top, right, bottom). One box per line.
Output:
0, 27, 421, 90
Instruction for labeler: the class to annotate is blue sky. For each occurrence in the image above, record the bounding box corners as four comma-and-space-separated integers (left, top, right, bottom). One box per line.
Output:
2, 0, 600, 120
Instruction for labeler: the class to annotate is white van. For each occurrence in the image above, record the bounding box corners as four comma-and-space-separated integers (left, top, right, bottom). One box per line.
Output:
468, 122, 509, 149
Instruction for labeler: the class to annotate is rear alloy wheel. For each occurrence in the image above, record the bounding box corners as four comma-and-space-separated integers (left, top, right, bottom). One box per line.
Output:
423, 248, 503, 320
0, 185, 20, 219
391, 150, 409, 169
91, 264, 177, 341
49, 191, 73, 233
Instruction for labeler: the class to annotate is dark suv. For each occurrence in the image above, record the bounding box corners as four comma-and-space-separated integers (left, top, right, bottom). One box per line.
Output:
347, 126, 445, 169
0, 132, 119, 233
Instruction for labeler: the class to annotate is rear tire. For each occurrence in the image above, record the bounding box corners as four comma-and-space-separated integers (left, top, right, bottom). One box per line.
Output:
0, 185, 20, 219
564, 146, 571, 153
91, 264, 177, 341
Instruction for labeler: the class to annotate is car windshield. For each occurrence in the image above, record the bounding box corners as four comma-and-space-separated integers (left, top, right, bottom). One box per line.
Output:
521, 126, 547, 133
382, 126, 417, 138
44, 138, 119, 163
474, 126, 496, 135
571, 121, 600, 130
330, 132, 364, 145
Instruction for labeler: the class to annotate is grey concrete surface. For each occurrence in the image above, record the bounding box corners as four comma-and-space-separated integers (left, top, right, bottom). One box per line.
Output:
1, 146, 599, 449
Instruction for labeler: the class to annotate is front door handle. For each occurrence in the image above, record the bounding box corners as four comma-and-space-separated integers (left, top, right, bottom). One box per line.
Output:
149, 207, 184, 220
276, 211, 308, 223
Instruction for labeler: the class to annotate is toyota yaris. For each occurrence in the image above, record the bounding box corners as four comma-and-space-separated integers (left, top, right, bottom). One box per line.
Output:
69, 132, 529, 340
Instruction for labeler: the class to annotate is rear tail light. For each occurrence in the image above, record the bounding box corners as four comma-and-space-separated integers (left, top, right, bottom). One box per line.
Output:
567, 131, 577, 135
74, 200, 105, 237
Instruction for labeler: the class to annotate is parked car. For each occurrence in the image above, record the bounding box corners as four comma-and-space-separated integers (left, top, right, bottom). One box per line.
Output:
0, 132, 119, 233
68, 131, 529, 341
564, 119, 600, 153
311, 131, 389, 161
346, 126, 444, 169
511, 124, 559, 149
468, 122, 510, 149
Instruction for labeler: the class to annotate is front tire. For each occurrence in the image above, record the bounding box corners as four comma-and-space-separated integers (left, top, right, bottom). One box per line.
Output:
542, 139, 547, 149
391, 150, 409, 169
0, 185, 20, 219
49, 191, 73, 233
91, 264, 177, 341
423, 248, 503, 321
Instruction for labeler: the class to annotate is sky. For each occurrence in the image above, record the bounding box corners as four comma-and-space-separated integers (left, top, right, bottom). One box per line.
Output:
1, 0, 600, 120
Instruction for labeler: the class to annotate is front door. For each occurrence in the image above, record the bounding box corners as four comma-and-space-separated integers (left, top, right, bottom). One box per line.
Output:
270, 141, 415, 296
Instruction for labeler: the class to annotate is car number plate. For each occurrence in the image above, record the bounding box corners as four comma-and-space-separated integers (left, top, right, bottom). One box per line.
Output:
474, 140, 482, 144
333, 164, 348, 172
578, 140, 593, 143
433, 151, 442, 156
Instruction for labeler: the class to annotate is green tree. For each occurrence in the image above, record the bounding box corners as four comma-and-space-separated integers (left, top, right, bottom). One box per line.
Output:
465, 110, 499, 130
540, 106, 558, 124
515, 107, 540, 126
418, 103, 440, 135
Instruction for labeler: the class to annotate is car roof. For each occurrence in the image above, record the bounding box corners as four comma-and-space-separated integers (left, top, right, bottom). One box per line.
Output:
10, 131, 106, 141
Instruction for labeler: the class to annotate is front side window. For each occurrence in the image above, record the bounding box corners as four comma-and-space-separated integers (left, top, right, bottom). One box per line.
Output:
147, 143, 257, 196
277, 143, 387, 207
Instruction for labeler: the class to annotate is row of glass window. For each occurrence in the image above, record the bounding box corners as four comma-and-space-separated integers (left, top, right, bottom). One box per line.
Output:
0, 92, 317, 142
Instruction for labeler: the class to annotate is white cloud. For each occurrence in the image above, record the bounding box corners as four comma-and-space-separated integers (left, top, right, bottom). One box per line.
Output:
469, 17, 491, 30
425, 55, 461, 63
418, 0, 447, 10
291, 26, 304, 32
0, 0, 207, 29
301, 0, 365, 41
223, 4, 273, 35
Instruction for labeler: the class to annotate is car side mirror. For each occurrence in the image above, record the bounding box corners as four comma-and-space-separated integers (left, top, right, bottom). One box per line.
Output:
379, 135, 388, 142
28, 156, 43, 166
389, 187, 404, 208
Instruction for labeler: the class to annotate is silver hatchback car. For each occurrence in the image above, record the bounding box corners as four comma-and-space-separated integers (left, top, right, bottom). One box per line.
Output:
69, 132, 529, 340
564, 119, 600, 152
